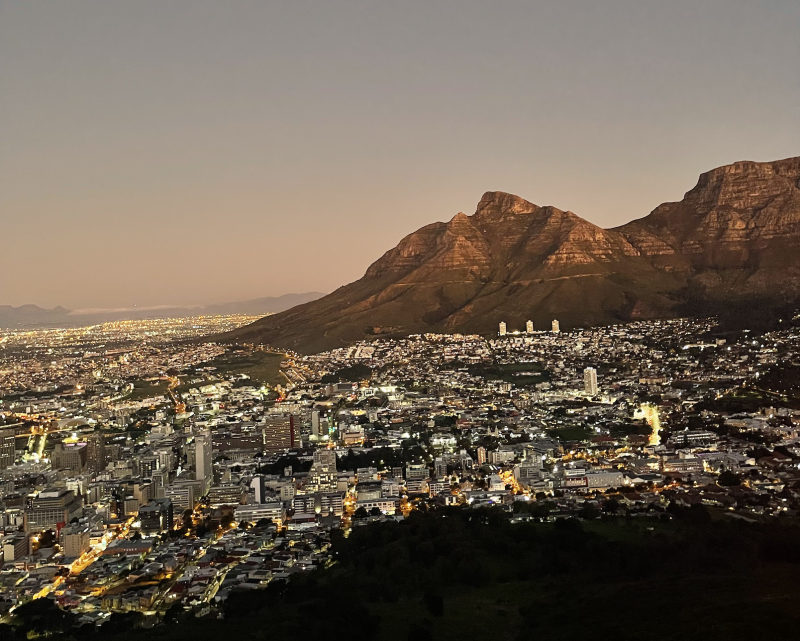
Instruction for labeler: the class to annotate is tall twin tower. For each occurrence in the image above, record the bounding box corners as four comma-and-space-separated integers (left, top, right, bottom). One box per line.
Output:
498, 320, 559, 336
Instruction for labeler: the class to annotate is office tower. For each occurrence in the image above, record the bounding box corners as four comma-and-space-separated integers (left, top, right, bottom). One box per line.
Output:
24, 489, 83, 533
61, 524, 91, 558
51, 443, 87, 472
526, 320, 534, 334
0, 427, 15, 470
138, 455, 159, 478
85, 433, 107, 473
137, 498, 174, 534
552, 319, 560, 333
250, 476, 268, 504
311, 410, 321, 438
207, 484, 246, 508
499, 322, 507, 336
164, 481, 196, 513
261, 415, 296, 452
151, 469, 170, 498
2, 534, 30, 562
584, 367, 598, 396
194, 431, 213, 494
477, 446, 487, 466
309, 449, 337, 492
406, 463, 429, 480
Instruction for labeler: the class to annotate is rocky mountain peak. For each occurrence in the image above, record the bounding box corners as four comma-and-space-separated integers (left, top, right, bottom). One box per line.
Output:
222, 156, 800, 354
475, 191, 541, 219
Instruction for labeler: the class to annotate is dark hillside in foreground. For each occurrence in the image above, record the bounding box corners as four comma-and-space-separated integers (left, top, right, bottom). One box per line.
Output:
47, 507, 800, 641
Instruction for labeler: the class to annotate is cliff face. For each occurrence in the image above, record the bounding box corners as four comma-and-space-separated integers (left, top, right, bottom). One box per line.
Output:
616, 157, 800, 291
223, 156, 800, 353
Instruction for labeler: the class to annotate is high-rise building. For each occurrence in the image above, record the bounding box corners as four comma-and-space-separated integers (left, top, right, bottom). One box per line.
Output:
0, 427, 16, 470
51, 443, 87, 472
24, 489, 83, 533
164, 481, 196, 513
551, 319, 560, 333
477, 446, 487, 466
137, 498, 174, 534
138, 455, 160, 479
311, 410, 321, 438
85, 433, 107, 473
308, 448, 338, 492
207, 483, 245, 508
261, 415, 296, 452
498, 322, 507, 336
526, 320, 534, 334
194, 431, 213, 494
151, 469, 170, 498
250, 476, 266, 504
61, 523, 91, 558
584, 367, 598, 396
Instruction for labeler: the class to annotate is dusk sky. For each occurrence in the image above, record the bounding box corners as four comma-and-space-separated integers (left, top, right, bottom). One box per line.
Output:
2, 0, 798, 310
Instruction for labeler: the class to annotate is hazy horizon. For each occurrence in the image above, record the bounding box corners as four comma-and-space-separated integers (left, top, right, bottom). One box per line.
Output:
2, 1, 798, 309
0, 291, 328, 314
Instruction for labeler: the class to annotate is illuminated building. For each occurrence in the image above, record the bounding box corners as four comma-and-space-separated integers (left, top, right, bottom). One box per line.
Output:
24, 488, 83, 533
0, 426, 16, 469
194, 430, 213, 494
85, 433, 108, 473
261, 414, 296, 452
51, 442, 87, 472
584, 367, 598, 396
308, 449, 337, 492
137, 498, 174, 534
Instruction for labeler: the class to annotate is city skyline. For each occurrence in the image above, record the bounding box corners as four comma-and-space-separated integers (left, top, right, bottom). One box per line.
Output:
2, 1, 798, 309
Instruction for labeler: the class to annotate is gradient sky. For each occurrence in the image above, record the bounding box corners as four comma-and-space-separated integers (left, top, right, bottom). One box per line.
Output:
2, 1, 798, 310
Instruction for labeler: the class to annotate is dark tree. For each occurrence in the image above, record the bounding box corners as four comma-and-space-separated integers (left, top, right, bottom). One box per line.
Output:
423, 590, 444, 617
718, 471, 741, 487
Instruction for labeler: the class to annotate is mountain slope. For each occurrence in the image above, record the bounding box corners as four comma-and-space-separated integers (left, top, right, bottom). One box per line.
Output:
222, 157, 800, 354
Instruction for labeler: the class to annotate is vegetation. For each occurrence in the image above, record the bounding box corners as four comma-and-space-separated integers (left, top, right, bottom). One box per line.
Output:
207, 350, 287, 386
320, 363, 373, 383
126, 379, 168, 401
26, 507, 800, 641
468, 362, 549, 387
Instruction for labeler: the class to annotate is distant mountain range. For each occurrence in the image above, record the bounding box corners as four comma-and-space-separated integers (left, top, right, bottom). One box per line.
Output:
0, 293, 326, 329
221, 156, 800, 353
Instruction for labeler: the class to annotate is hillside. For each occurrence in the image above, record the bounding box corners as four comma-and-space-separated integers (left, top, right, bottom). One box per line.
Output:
47, 508, 800, 641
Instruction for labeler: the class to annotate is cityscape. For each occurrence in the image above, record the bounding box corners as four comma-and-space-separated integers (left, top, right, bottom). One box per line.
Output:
3, 310, 800, 637
3, 1, 798, 639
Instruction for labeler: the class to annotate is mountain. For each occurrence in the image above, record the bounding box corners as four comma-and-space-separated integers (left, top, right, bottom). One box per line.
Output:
219, 157, 800, 354
615, 157, 800, 291
0, 305, 73, 328
0, 293, 326, 329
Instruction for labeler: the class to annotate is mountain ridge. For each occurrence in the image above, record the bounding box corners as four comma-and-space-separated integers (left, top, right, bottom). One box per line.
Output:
219, 156, 800, 353
0, 293, 326, 329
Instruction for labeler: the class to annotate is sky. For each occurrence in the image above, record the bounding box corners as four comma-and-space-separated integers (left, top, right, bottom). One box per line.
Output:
1, 0, 798, 310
